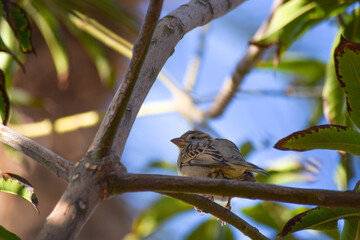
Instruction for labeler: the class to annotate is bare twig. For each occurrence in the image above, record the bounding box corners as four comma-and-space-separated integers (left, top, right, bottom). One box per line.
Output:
165, 193, 270, 240
206, 0, 285, 118
110, 174, 360, 209
89, 0, 164, 158
0, 125, 73, 182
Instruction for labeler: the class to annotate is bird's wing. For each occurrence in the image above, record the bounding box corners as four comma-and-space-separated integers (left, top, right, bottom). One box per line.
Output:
214, 139, 268, 176
180, 144, 229, 167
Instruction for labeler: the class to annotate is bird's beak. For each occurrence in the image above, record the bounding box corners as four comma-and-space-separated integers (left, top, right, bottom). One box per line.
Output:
171, 138, 186, 148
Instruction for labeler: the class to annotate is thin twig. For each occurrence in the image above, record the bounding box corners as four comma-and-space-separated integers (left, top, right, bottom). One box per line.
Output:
109, 173, 360, 209
164, 192, 270, 240
206, 0, 285, 118
89, 0, 164, 157
0, 125, 73, 182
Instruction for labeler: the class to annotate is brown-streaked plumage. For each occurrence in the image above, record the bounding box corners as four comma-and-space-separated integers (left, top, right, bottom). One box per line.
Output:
171, 130, 267, 211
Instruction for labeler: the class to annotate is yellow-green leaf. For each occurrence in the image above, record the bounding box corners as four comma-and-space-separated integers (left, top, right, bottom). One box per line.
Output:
278, 207, 358, 237
274, 124, 360, 155
253, 0, 352, 55
0, 172, 39, 213
334, 36, 360, 128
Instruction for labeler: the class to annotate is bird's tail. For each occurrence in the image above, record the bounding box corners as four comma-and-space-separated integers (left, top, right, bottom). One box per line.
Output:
241, 162, 268, 177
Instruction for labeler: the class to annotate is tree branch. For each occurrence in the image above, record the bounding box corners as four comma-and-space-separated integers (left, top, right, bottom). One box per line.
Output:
164, 193, 270, 240
0, 125, 73, 182
205, 0, 284, 118
89, 0, 246, 159
89, 0, 164, 158
110, 174, 360, 209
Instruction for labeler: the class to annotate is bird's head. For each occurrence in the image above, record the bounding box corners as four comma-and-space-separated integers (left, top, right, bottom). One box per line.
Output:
171, 130, 211, 148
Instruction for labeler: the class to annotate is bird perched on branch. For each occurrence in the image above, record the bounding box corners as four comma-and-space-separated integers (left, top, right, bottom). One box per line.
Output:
171, 130, 267, 211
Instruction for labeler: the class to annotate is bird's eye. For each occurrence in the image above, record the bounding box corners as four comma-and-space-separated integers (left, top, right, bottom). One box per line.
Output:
191, 136, 196, 140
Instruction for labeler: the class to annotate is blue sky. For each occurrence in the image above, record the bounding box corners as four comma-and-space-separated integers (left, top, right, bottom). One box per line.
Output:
121, 0, 354, 239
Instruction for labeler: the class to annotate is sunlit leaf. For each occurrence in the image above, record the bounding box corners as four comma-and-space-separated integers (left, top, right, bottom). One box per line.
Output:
129, 196, 192, 238
39, 0, 139, 33
6, 2, 34, 53
0, 171, 39, 213
0, 70, 10, 125
0, 36, 24, 70
0, 225, 21, 240
253, 0, 353, 55
334, 36, 360, 128
278, 207, 359, 237
257, 58, 326, 86
274, 124, 360, 155
186, 218, 234, 240
23, 1, 69, 85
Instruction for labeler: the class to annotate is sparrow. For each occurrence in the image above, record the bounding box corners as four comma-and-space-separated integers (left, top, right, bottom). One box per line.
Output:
171, 130, 267, 211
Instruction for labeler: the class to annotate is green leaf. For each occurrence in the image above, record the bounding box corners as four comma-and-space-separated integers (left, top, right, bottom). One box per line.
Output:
186, 218, 234, 240
323, 34, 345, 125
253, 0, 353, 55
129, 196, 192, 238
239, 141, 254, 158
274, 124, 360, 155
334, 36, 360, 128
0, 172, 39, 213
243, 202, 308, 232
7, 3, 34, 53
278, 207, 359, 237
0, 36, 25, 71
257, 58, 326, 86
0, 70, 10, 125
0, 225, 21, 240
23, 1, 69, 84
341, 218, 360, 240
343, 7, 360, 42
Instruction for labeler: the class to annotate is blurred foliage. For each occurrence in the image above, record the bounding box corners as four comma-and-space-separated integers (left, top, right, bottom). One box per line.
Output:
185, 218, 234, 240
0, 0, 138, 125
125, 197, 193, 240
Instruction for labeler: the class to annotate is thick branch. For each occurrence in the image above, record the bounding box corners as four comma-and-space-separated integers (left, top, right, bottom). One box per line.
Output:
89, 0, 164, 157
206, 0, 284, 118
110, 174, 360, 209
0, 125, 73, 182
90, 0, 246, 159
165, 193, 270, 240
